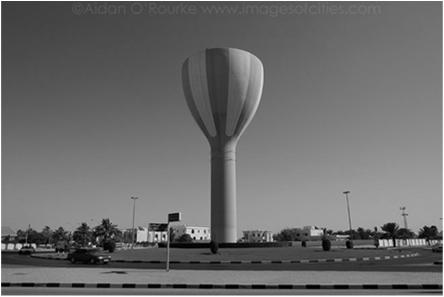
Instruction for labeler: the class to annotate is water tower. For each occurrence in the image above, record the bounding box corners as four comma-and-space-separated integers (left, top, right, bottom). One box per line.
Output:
182, 48, 264, 243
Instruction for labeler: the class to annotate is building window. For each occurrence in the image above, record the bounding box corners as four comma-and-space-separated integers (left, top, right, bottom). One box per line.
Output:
191, 229, 194, 234
193, 236, 196, 240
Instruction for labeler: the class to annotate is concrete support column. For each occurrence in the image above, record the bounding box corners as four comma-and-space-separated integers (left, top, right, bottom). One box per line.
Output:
210, 143, 237, 243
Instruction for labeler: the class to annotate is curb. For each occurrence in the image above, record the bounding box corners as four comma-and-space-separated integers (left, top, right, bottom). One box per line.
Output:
1, 282, 441, 290
31, 253, 420, 264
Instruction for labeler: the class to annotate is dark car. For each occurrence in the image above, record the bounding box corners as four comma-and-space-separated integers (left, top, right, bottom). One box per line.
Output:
18, 245, 35, 255
67, 248, 111, 264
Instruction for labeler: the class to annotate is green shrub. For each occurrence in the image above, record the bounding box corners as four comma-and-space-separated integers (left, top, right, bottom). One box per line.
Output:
374, 239, 379, 248
322, 239, 331, 251
103, 240, 116, 253
210, 241, 219, 254
176, 234, 193, 243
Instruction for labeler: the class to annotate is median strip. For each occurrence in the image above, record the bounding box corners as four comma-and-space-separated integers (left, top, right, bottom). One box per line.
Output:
30, 253, 420, 264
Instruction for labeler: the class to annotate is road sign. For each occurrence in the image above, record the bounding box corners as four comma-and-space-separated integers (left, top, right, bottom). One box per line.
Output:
148, 223, 168, 232
168, 212, 181, 222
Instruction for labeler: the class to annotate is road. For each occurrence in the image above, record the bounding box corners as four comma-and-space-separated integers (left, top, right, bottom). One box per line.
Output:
2, 250, 442, 271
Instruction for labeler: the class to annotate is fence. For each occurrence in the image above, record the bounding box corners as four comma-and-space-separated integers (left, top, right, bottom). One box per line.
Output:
2, 243, 37, 250
378, 238, 441, 247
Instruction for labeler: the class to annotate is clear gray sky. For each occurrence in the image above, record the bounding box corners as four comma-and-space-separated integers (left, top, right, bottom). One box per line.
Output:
2, 2, 442, 236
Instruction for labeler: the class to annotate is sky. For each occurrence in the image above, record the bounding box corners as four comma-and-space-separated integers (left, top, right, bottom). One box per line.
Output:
2, 2, 442, 237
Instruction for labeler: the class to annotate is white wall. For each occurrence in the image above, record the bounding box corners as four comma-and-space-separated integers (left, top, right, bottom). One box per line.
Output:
378, 238, 442, 247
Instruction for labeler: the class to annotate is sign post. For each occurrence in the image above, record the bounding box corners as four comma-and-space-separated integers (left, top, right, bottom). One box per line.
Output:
166, 212, 181, 272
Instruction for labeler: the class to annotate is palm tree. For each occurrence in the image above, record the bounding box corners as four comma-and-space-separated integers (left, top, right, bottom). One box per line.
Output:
397, 228, 415, 239
41, 226, 53, 245
93, 219, 121, 246
381, 222, 399, 247
51, 227, 69, 243
419, 225, 438, 245
73, 223, 92, 247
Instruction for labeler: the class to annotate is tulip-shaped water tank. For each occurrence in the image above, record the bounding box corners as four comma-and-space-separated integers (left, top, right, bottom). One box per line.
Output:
182, 48, 263, 243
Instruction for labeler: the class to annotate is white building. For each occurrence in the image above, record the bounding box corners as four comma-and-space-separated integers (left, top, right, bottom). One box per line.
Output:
294, 226, 324, 241
242, 230, 274, 242
147, 230, 168, 243
172, 225, 211, 241
123, 227, 168, 243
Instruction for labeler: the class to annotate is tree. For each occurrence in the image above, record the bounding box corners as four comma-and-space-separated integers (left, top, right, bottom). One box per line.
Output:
418, 225, 439, 242
51, 227, 69, 243
72, 223, 92, 246
27, 229, 46, 244
275, 228, 299, 241
169, 227, 176, 242
381, 222, 399, 247
397, 228, 415, 239
16, 230, 27, 244
41, 226, 53, 245
356, 227, 372, 240
93, 219, 121, 246
175, 234, 193, 243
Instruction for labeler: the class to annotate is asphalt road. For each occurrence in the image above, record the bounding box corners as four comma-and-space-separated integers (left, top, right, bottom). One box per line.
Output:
3, 287, 443, 295
2, 250, 442, 271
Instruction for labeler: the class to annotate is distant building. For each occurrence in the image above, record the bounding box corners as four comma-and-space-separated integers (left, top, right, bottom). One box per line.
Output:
171, 225, 211, 241
294, 226, 324, 241
136, 227, 148, 242
1, 226, 16, 242
122, 227, 168, 243
242, 230, 274, 242
147, 229, 168, 243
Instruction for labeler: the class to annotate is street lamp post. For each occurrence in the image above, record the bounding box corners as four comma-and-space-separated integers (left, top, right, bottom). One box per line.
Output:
130, 196, 138, 249
342, 191, 353, 243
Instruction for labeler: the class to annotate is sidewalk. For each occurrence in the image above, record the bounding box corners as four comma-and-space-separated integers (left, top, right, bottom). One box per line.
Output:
2, 267, 442, 285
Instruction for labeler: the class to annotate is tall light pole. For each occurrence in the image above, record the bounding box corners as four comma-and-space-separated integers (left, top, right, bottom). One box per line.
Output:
130, 196, 138, 249
342, 191, 353, 242
400, 207, 408, 229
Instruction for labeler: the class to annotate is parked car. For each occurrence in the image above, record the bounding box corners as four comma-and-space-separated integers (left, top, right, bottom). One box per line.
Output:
432, 243, 442, 253
18, 245, 35, 255
67, 248, 111, 264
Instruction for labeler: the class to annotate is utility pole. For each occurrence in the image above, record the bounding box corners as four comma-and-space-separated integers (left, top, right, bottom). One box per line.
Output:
342, 191, 353, 243
130, 196, 138, 249
400, 207, 408, 229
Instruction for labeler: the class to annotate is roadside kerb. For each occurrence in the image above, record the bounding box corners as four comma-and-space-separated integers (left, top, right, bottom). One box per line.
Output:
2, 282, 441, 291
31, 252, 420, 264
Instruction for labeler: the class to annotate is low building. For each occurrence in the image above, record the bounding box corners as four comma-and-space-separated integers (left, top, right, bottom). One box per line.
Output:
294, 226, 324, 241
147, 230, 168, 243
136, 227, 148, 242
122, 226, 168, 243
242, 230, 274, 242
171, 225, 210, 241
1, 226, 16, 242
